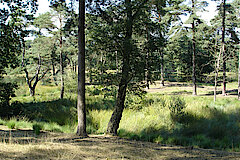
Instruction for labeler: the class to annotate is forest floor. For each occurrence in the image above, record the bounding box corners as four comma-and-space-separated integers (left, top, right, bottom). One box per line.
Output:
0, 125, 240, 160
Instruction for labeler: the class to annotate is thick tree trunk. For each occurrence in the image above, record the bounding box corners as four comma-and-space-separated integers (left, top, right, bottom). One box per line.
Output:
77, 0, 87, 137
192, 0, 197, 96
106, 81, 128, 135
222, 0, 227, 96
106, 0, 132, 135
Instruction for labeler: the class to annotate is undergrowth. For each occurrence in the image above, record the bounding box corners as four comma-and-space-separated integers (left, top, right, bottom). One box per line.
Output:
2, 81, 240, 151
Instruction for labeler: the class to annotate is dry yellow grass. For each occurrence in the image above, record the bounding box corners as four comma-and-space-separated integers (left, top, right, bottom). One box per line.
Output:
147, 81, 238, 98
1, 126, 240, 160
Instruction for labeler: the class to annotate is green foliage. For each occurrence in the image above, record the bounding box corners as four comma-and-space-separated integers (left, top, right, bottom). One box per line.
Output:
42, 122, 64, 133
89, 93, 240, 150
0, 0, 38, 118
33, 123, 43, 135
168, 96, 187, 124
0, 118, 5, 125
65, 72, 78, 94
5, 83, 240, 151
22, 99, 77, 126
0, 82, 19, 117
1, 0, 240, 154
6, 120, 16, 129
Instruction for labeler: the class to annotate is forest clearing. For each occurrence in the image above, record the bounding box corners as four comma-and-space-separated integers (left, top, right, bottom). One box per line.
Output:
1, 80, 240, 159
1, 0, 240, 159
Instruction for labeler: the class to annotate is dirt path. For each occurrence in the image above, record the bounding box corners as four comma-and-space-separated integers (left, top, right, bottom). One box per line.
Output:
0, 126, 240, 160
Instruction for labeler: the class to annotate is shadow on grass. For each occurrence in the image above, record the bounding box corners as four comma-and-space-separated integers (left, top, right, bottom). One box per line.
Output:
118, 106, 240, 151
0, 148, 69, 160
204, 89, 238, 96
18, 96, 115, 126
158, 83, 193, 89
0, 128, 50, 144
20, 99, 77, 125
169, 91, 192, 95
1, 127, 240, 159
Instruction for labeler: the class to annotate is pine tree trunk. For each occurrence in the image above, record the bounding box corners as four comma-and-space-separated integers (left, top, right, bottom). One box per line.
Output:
77, 0, 87, 137
59, 14, 64, 99
106, 0, 132, 135
52, 60, 58, 86
116, 51, 119, 73
214, 71, 218, 102
214, 52, 221, 102
145, 55, 149, 89
145, 26, 150, 89
238, 49, 240, 100
106, 81, 128, 135
157, 10, 164, 87
191, 1, 197, 96
160, 51, 164, 87
222, 0, 227, 96
192, 21, 197, 96
60, 38, 64, 99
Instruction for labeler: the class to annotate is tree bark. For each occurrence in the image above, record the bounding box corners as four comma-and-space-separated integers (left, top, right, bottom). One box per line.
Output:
160, 51, 164, 87
116, 51, 119, 73
214, 49, 221, 102
106, 0, 132, 135
238, 48, 240, 100
192, 0, 197, 96
60, 49, 64, 99
157, 9, 164, 87
29, 87, 36, 96
145, 26, 150, 89
77, 0, 87, 137
222, 0, 227, 96
60, 17, 64, 99
51, 59, 58, 86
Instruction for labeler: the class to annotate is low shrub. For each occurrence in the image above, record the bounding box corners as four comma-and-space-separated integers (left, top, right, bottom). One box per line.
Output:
33, 123, 44, 135
43, 123, 63, 133
0, 118, 5, 125
6, 120, 16, 129
168, 96, 188, 124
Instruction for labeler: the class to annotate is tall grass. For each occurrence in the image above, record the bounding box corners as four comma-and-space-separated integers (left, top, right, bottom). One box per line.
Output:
87, 93, 240, 151
5, 79, 240, 151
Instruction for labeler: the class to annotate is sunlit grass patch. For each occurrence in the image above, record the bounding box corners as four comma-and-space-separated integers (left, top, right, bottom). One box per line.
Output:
0, 118, 5, 125
6, 80, 240, 151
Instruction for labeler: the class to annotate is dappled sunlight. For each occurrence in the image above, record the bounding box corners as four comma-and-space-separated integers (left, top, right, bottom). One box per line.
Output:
1, 128, 240, 159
